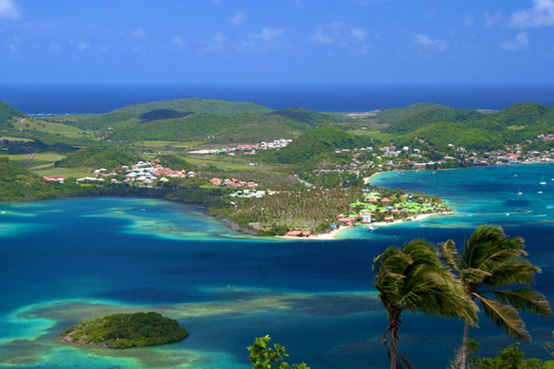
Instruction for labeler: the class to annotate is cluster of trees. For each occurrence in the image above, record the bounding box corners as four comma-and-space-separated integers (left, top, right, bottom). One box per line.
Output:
0, 100, 25, 128
0, 157, 89, 201
115, 97, 272, 115
55, 146, 139, 168
139, 109, 192, 122
269, 127, 366, 166
379, 102, 554, 151
212, 187, 360, 234
373, 224, 551, 369
61, 312, 188, 349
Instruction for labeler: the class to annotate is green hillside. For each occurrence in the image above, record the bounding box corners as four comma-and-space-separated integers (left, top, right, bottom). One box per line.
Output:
0, 157, 84, 201
268, 107, 337, 126
0, 100, 26, 128
56, 146, 139, 168
385, 102, 554, 150
115, 98, 272, 114
107, 109, 334, 144
385, 106, 485, 133
274, 127, 363, 165
375, 103, 445, 123
139, 109, 193, 122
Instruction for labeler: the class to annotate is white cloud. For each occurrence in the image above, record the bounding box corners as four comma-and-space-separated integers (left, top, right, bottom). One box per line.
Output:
250, 27, 284, 42
49, 42, 61, 52
171, 36, 184, 46
484, 11, 504, 27
351, 27, 367, 41
8, 43, 17, 52
230, 10, 248, 26
463, 16, 475, 27
0, 0, 20, 19
131, 29, 146, 38
414, 34, 447, 51
201, 32, 226, 52
76, 41, 90, 51
501, 32, 530, 50
310, 22, 367, 46
511, 0, 554, 28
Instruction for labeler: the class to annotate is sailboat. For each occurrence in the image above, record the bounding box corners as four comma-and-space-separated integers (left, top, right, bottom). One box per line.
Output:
517, 187, 523, 195
540, 173, 546, 185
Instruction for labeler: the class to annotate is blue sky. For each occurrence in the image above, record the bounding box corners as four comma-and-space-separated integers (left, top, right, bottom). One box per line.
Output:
1, 0, 554, 85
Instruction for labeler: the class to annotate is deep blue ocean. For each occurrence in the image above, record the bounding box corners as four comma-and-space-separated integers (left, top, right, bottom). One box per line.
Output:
1, 83, 554, 114
1, 163, 553, 368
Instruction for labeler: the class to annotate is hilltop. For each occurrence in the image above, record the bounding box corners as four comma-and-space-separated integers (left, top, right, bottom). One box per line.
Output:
374, 103, 445, 123
114, 97, 272, 114
0, 100, 26, 128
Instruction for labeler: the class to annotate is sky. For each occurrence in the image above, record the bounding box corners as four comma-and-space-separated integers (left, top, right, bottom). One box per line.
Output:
1, 0, 554, 85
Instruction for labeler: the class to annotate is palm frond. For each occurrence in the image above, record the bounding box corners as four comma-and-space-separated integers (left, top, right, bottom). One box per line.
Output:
476, 294, 530, 340
492, 288, 552, 318
440, 240, 464, 273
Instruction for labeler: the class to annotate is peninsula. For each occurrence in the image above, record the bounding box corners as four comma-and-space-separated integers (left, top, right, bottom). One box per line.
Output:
1, 98, 552, 237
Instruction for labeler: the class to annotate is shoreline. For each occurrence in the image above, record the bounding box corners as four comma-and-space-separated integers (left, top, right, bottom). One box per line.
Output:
367, 211, 454, 228
276, 211, 454, 240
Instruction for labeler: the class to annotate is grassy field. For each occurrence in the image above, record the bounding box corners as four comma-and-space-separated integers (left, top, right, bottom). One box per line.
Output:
1, 153, 65, 168
13, 119, 90, 138
30, 166, 92, 178
350, 129, 394, 140
186, 156, 289, 173
0, 136, 34, 142
136, 140, 205, 148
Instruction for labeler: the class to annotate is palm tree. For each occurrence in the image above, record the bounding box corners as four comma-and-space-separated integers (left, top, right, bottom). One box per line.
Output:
373, 239, 477, 369
440, 224, 552, 369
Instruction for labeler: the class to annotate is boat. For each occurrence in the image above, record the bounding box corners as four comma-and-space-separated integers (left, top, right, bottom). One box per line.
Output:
517, 187, 523, 195
540, 173, 546, 185
538, 191, 543, 194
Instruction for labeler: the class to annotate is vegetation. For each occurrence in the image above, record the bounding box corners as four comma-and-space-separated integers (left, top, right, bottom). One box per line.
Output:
441, 225, 552, 369
247, 335, 309, 369
453, 340, 553, 369
55, 146, 139, 168
0, 100, 25, 128
107, 112, 310, 143
0, 157, 86, 201
375, 103, 445, 123
373, 239, 478, 369
272, 127, 364, 165
377, 102, 554, 150
139, 109, 192, 122
115, 97, 272, 114
61, 312, 188, 349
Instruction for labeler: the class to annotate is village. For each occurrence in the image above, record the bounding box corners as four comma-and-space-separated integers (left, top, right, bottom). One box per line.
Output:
188, 138, 292, 155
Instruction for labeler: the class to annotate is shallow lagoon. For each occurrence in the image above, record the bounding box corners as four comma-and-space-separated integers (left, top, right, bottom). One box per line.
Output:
0, 163, 553, 368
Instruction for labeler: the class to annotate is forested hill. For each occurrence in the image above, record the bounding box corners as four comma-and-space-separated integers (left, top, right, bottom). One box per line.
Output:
380, 102, 554, 150
384, 106, 486, 133
274, 127, 364, 165
0, 100, 26, 128
375, 103, 445, 123
114, 98, 272, 114
55, 147, 140, 168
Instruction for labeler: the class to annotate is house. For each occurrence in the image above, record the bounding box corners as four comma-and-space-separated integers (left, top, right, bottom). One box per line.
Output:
337, 216, 355, 227
361, 212, 372, 224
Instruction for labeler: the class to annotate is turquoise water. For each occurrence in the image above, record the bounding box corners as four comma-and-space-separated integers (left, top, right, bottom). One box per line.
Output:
0, 164, 553, 368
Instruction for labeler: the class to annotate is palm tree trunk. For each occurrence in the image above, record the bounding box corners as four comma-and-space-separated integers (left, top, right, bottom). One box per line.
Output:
458, 286, 475, 369
457, 322, 470, 369
390, 323, 398, 369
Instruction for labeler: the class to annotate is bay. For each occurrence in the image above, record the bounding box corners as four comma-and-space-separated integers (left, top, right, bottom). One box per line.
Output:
0, 163, 553, 368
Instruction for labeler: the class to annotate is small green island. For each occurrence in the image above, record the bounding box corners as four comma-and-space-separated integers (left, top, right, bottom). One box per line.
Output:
60, 312, 188, 349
